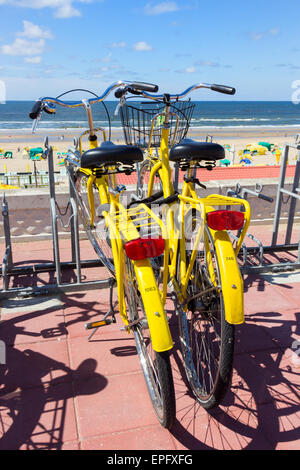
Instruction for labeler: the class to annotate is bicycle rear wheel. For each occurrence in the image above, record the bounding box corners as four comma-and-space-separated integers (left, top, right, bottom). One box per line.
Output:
124, 256, 175, 429
73, 171, 114, 275
177, 222, 235, 409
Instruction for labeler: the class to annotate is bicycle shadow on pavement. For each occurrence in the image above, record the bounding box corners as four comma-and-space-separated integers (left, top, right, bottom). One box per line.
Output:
0, 294, 112, 450
0, 346, 107, 450
168, 308, 300, 450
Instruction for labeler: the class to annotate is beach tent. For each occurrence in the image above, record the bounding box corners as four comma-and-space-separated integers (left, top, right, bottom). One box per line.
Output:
30, 147, 43, 160
246, 144, 267, 155
258, 141, 273, 151
220, 158, 231, 167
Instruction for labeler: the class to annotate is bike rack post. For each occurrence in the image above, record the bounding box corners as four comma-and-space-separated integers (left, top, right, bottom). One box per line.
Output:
1, 193, 13, 270
47, 141, 62, 285
227, 141, 300, 274
0, 139, 114, 299
68, 164, 81, 283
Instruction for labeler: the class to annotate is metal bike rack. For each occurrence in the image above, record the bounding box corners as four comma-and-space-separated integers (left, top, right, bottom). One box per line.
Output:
227, 140, 300, 274
0, 141, 114, 299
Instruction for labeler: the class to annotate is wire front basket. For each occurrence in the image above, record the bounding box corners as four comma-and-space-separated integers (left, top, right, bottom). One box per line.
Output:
119, 100, 195, 148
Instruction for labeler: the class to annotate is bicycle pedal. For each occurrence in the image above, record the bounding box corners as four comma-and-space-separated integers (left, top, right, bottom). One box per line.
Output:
85, 318, 114, 330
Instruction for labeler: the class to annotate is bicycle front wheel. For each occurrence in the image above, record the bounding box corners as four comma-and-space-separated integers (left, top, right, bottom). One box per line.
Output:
177, 223, 235, 409
73, 171, 115, 275
124, 256, 175, 429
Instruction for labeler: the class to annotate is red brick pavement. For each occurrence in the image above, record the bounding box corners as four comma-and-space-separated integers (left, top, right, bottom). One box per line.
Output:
0, 232, 299, 450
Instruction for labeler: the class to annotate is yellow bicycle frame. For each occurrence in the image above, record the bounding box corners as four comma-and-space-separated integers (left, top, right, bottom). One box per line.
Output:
145, 113, 251, 326
77, 131, 173, 352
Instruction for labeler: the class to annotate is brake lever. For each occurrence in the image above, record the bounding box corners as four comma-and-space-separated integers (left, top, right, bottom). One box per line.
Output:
31, 113, 41, 134
114, 96, 125, 116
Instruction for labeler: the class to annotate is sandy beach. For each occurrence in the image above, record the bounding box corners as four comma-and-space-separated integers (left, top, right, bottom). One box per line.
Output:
0, 126, 299, 175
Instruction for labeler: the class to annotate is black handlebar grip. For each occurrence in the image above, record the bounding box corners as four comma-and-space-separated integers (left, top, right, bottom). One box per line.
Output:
29, 100, 42, 119
211, 84, 236, 95
114, 88, 125, 99
131, 82, 159, 93
258, 193, 274, 203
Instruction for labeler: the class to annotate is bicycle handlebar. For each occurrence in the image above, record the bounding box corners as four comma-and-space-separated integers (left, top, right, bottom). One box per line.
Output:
29, 80, 159, 119
30, 80, 235, 119
137, 82, 236, 101
29, 80, 235, 133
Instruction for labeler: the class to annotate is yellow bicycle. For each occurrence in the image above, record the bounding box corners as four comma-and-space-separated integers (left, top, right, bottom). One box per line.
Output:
29, 81, 176, 429
116, 82, 251, 408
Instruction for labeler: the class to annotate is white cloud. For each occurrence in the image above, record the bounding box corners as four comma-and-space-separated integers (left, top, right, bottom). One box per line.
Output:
54, 3, 81, 18
176, 66, 196, 73
102, 52, 112, 62
17, 20, 53, 39
144, 1, 179, 15
250, 32, 264, 41
109, 42, 126, 48
133, 41, 152, 51
2, 38, 45, 56
24, 55, 41, 63
250, 28, 280, 41
1, 21, 53, 62
0, 0, 88, 18
185, 66, 195, 73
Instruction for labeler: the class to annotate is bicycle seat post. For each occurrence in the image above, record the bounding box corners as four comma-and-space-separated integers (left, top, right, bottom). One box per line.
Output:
163, 94, 171, 126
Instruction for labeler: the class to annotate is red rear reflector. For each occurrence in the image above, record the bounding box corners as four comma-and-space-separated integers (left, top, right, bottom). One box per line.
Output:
207, 210, 245, 231
124, 237, 165, 260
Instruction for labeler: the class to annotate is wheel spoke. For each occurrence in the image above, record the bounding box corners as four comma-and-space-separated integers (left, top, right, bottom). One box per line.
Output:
177, 224, 235, 408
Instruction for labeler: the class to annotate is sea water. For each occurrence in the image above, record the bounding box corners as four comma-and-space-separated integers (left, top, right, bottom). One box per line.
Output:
0, 100, 300, 131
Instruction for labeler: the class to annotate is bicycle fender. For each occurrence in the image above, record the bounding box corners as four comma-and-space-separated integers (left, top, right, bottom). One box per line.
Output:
211, 230, 244, 325
133, 259, 174, 352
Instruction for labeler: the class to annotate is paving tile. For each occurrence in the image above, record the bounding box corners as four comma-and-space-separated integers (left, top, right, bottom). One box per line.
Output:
244, 282, 296, 314
1, 234, 298, 450
73, 372, 158, 439
245, 309, 300, 350
235, 348, 299, 405
170, 347, 278, 450
81, 424, 176, 450
0, 307, 67, 346
60, 440, 81, 450
1, 339, 71, 390
0, 383, 78, 450
171, 386, 273, 450
68, 334, 141, 380
63, 298, 124, 339
273, 282, 300, 306
253, 402, 300, 450
235, 320, 277, 354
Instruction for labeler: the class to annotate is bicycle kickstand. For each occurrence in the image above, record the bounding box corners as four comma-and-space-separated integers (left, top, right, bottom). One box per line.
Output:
85, 278, 117, 341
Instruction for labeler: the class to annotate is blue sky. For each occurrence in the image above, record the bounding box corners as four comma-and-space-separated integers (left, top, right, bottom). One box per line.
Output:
0, 0, 300, 100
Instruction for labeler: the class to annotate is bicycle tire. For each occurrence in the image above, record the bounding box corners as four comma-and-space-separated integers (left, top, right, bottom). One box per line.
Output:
124, 256, 175, 429
73, 170, 115, 275
176, 219, 235, 409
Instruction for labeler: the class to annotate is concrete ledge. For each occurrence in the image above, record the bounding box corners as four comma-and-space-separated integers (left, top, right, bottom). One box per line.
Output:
1, 178, 300, 242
